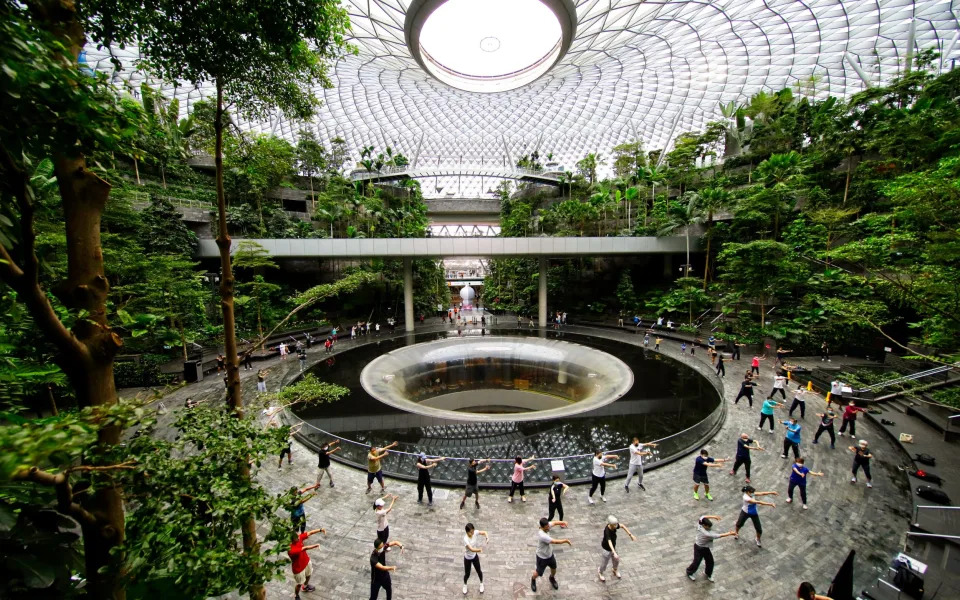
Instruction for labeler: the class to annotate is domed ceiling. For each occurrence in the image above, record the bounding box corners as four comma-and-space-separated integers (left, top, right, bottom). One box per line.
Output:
86, 0, 960, 197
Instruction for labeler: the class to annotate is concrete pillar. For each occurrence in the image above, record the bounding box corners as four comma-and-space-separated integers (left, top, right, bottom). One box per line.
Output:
538, 257, 548, 328
403, 257, 414, 332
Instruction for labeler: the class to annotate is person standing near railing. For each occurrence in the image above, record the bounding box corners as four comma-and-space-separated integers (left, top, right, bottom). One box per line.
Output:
508, 455, 537, 503
367, 441, 398, 494
588, 450, 619, 504
316, 440, 340, 488
460, 458, 491, 510
624, 437, 657, 493
415, 453, 446, 506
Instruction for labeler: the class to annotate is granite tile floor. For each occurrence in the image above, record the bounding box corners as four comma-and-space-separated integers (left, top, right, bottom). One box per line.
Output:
139, 323, 912, 600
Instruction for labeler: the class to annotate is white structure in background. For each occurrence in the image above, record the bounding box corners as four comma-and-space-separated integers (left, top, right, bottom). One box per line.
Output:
460, 284, 476, 309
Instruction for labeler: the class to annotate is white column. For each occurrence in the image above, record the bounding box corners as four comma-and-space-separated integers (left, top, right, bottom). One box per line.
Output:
403, 257, 414, 332
538, 257, 548, 328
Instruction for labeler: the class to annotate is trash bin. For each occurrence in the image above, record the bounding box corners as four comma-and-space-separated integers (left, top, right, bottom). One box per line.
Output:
183, 360, 203, 383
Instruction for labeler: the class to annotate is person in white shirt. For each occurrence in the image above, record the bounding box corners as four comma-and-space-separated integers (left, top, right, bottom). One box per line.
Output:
462, 523, 488, 595
530, 518, 571, 592
769, 374, 788, 400
624, 437, 658, 492
588, 450, 619, 504
374, 495, 397, 544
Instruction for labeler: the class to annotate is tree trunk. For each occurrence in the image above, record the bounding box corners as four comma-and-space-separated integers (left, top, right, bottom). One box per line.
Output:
309, 175, 315, 213
213, 79, 265, 600
161, 164, 167, 189
842, 153, 853, 206
760, 300, 765, 328
46, 385, 59, 416
133, 157, 140, 185
178, 320, 187, 361
256, 293, 264, 352
702, 229, 712, 290
56, 155, 127, 600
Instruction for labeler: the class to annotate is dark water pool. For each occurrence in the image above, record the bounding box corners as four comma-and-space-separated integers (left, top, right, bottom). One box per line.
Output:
292, 329, 721, 484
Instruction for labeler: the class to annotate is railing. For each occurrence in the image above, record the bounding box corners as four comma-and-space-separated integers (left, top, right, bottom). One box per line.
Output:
120, 190, 215, 210
854, 362, 958, 394
348, 165, 562, 182
912, 504, 960, 526
283, 396, 725, 488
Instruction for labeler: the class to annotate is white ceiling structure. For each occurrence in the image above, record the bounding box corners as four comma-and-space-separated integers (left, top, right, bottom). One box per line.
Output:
86, 0, 960, 197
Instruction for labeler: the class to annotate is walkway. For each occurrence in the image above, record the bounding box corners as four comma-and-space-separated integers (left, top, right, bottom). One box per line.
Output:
138, 321, 913, 600
348, 165, 563, 184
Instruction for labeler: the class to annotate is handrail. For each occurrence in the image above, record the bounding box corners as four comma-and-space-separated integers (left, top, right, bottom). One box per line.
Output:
854, 362, 958, 393
912, 504, 960, 526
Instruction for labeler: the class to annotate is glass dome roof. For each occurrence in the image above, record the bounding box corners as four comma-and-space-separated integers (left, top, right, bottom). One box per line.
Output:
85, 0, 960, 197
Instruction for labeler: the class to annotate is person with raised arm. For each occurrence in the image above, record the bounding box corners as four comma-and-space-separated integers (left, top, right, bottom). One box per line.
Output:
370, 538, 403, 600
373, 494, 398, 544
685, 515, 737, 583
288, 482, 321, 534
786, 457, 824, 509
734, 486, 777, 547
415, 453, 446, 506
624, 437, 657, 493
849, 439, 874, 488
315, 440, 340, 487
366, 441, 398, 494
730, 433, 764, 483
508, 455, 537, 503
692, 448, 729, 501
289, 526, 326, 600
460, 458, 491, 510
530, 517, 572, 592
462, 522, 488, 595
597, 515, 637, 582
588, 450, 619, 504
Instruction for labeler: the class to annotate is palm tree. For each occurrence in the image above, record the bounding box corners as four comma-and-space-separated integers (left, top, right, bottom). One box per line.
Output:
642, 166, 667, 225
755, 151, 803, 238
697, 186, 730, 288
658, 192, 704, 323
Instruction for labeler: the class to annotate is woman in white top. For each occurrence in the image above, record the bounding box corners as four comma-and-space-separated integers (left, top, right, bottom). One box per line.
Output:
769, 374, 788, 400
374, 494, 397, 543
462, 523, 488, 595
588, 450, 619, 504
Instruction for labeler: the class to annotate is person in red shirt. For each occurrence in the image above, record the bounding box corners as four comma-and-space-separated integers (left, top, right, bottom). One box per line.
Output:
838, 401, 867, 437
289, 527, 326, 600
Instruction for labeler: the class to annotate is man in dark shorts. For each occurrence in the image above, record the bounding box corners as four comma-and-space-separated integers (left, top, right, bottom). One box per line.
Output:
530, 517, 571, 592
692, 448, 728, 501
459, 458, 491, 509
316, 440, 340, 487
366, 441, 398, 493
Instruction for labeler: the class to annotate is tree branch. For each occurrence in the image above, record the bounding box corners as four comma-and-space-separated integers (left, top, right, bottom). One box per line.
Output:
0, 147, 89, 365
65, 460, 137, 474
12, 466, 98, 528
861, 315, 956, 366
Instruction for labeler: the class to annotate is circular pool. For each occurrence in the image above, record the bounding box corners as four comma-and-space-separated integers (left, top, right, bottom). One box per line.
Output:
291, 329, 723, 486
360, 337, 634, 422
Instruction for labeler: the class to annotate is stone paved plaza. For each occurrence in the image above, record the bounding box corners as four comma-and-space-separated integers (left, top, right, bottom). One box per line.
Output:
148, 324, 913, 600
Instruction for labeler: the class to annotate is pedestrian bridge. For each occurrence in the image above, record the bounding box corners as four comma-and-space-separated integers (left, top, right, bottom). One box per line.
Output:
349, 165, 564, 184
196, 236, 689, 260
197, 236, 692, 333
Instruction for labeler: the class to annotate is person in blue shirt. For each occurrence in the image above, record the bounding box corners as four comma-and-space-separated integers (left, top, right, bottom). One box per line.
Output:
288, 483, 321, 534
780, 417, 802, 459
692, 449, 728, 501
786, 457, 824, 509
734, 485, 778, 548
758, 397, 782, 433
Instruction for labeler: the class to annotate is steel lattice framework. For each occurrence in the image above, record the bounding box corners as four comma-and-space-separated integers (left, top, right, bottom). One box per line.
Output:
85, 0, 960, 197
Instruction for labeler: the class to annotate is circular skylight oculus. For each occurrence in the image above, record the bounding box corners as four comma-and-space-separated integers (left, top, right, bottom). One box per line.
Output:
407, 0, 577, 93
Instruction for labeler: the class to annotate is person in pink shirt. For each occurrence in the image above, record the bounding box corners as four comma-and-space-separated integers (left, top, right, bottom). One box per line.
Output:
750, 355, 765, 376
508, 455, 537, 503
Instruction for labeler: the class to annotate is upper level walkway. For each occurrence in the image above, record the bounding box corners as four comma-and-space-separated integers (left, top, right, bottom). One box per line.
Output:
196, 236, 690, 260
349, 165, 564, 184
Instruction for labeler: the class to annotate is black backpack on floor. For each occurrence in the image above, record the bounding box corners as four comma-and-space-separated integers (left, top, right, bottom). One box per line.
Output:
916, 485, 951, 505
914, 453, 936, 466
893, 563, 924, 599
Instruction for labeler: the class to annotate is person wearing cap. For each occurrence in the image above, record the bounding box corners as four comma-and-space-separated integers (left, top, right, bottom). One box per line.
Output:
366, 441, 398, 494
415, 453, 446, 506
813, 409, 837, 449
374, 494, 398, 544
685, 515, 736, 582
597, 515, 637, 582
370, 537, 403, 600
289, 526, 326, 600
530, 517, 571, 592
462, 522, 488, 595
849, 440, 874, 488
